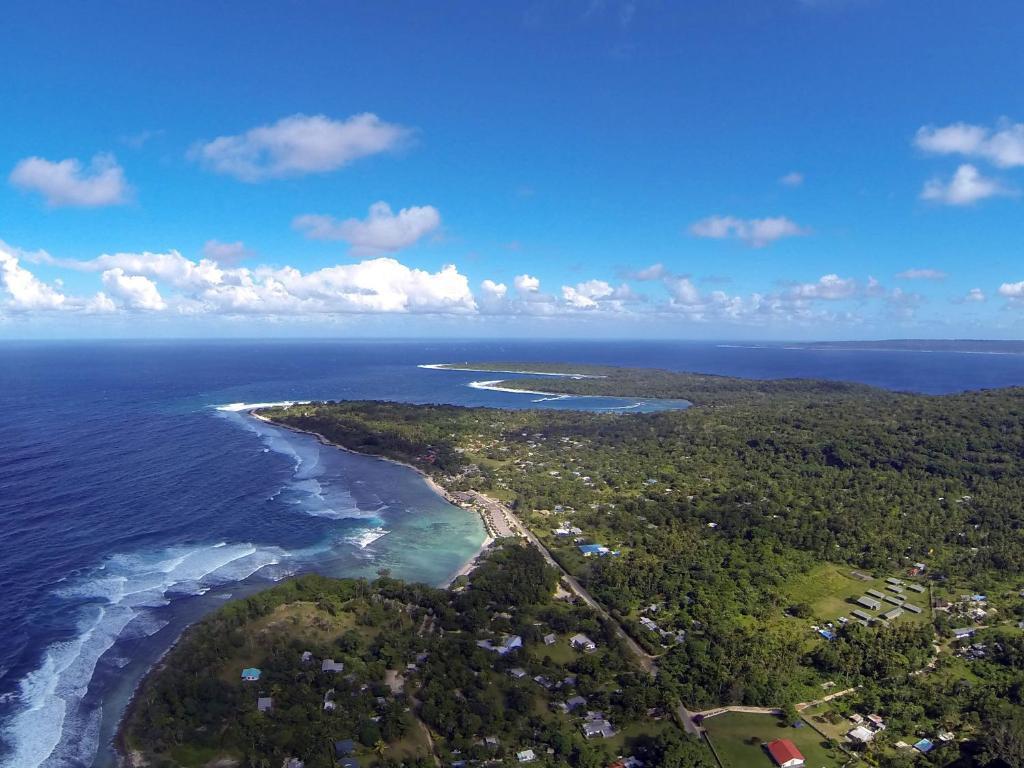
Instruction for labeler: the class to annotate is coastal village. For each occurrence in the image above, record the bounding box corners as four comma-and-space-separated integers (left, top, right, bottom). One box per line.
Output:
124, 392, 1024, 768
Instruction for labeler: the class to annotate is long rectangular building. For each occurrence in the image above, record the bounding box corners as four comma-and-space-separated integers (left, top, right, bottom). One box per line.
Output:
856, 596, 881, 610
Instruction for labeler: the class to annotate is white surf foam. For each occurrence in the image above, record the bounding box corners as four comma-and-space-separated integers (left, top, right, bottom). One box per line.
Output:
3, 540, 289, 768
346, 528, 390, 549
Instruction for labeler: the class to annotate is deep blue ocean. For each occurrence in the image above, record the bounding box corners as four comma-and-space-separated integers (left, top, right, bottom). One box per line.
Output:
2, 339, 1024, 768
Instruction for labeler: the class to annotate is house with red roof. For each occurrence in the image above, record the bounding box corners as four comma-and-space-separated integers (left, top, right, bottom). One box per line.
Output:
766, 739, 805, 768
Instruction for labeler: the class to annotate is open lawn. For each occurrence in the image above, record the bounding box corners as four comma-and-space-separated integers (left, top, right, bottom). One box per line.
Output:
703, 712, 855, 768
786, 564, 931, 627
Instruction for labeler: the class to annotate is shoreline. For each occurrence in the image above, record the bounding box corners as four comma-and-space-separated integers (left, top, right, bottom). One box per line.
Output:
114, 407, 493, 767
247, 409, 497, 585
418, 363, 605, 379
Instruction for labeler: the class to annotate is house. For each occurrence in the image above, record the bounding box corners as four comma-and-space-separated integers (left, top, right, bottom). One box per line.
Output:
818, 629, 835, 641
241, 667, 261, 681
324, 691, 336, 711
544, 633, 557, 645
907, 583, 926, 593
851, 609, 873, 622
582, 714, 616, 739
880, 607, 904, 621
914, 738, 934, 754
848, 725, 875, 743
477, 634, 523, 655
579, 544, 611, 557
322, 659, 345, 673
856, 596, 881, 610
300, 650, 313, 664
866, 589, 886, 599
903, 602, 922, 613
886, 577, 903, 586
517, 749, 536, 763
509, 667, 527, 679
570, 633, 596, 652
849, 713, 864, 725
765, 738, 805, 768
334, 740, 356, 758
867, 714, 885, 728
953, 627, 976, 640
284, 759, 305, 768
566, 695, 587, 711
257, 697, 273, 712
884, 595, 904, 606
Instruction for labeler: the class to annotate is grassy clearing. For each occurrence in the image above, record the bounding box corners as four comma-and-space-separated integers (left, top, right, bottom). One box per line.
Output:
785, 564, 931, 627
703, 712, 853, 768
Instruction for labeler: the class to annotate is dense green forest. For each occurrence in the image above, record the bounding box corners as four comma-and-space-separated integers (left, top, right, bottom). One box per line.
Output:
124, 543, 705, 768
262, 365, 1024, 767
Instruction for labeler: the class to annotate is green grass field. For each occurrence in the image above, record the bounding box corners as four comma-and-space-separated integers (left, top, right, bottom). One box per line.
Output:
785, 564, 931, 627
703, 712, 853, 768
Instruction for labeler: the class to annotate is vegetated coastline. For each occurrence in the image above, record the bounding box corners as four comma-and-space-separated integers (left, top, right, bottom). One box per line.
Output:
427, 361, 879, 406
120, 365, 1024, 767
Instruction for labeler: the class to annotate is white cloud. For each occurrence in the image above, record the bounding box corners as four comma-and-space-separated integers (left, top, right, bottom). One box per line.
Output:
52, 250, 225, 292
514, 274, 541, 293
9, 153, 130, 207
779, 171, 804, 187
101, 268, 167, 310
664, 275, 701, 305
190, 113, 411, 182
787, 273, 858, 300
480, 279, 507, 299
689, 215, 807, 248
920, 164, 1014, 206
293, 202, 441, 255
0, 246, 68, 310
965, 288, 986, 302
915, 120, 1024, 168
897, 268, 948, 281
999, 281, 1024, 300
561, 279, 615, 309
203, 240, 252, 265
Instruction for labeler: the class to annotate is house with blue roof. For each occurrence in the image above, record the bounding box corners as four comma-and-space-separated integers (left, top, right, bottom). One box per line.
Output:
241, 667, 261, 681
578, 544, 610, 557
914, 738, 934, 753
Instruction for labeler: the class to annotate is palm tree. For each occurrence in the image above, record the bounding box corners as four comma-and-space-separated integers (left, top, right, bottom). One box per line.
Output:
374, 738, 388, 758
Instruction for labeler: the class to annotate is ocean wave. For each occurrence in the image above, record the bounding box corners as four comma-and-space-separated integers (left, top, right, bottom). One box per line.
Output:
2, 540, 288, 768
346, 528, 390, 549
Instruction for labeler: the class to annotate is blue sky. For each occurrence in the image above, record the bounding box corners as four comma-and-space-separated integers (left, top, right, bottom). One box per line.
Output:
2, 0, 1023, 339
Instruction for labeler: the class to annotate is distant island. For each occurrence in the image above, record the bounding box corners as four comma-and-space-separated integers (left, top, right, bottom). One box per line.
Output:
123, 364, 1024, 768
791, 339, 1024, 354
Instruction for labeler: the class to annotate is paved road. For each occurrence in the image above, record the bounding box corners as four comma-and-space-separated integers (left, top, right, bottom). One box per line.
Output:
468, 491, 702, 737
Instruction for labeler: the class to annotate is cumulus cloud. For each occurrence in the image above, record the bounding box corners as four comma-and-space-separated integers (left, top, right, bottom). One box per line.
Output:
9, 153, 130, 207
915, 120, 1024, 168
101, 268, 167, 310
965, 288, 986, 302
786, 273, 858, 300
920, 164, 1014, 206
480, 279, 507, 299
514, 274, 541, 293
779, 171, 804, 187
689, 215, 807, 248
0, 246, 68, 310
561, 279, 615, 309
897, 268, 948, 281
190, 113, 411, 182
293, 202, 441, 255
999, 281, 1024, 301
203, 240, 252, 265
